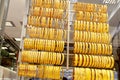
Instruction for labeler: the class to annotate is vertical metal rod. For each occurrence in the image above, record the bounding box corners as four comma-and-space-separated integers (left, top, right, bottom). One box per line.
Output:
17, 0, 30, 80
67, 0, 70, 70
0, 0, 10, 65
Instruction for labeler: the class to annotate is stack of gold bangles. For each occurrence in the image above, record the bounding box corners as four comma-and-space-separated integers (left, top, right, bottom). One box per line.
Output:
74, 42, 112, 55
74, 68, 114, 80
73, 54, 114, 68
18, 64, 37, 77
32, 0, 68, 9
24, 38, 64, 52
38, 65, 61, 79
74, 31, 110, 43
19, 0, 67, 79
27, 27, 65, 40
21, 51, 64, 65
18, 64, 61, 79
74, 20, 109, 33
73, 2, 114, 80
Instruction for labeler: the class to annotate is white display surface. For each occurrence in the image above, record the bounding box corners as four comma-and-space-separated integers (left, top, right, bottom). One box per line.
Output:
0, 66, 16, 80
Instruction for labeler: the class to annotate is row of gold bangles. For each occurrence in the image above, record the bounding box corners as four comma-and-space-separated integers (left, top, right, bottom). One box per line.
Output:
21, 51, 64, 65
74, 42, 112, 55
73, 54, 114, 69
74, 20, 109, 33
76, 11, 108, 22
38, 65, 61, 79
74, 31, 110, 44
18, 64, 62, 79
74, 68, 114, 80
32, 0, 68, 9
73, 2, 107, 13
28, 16, 62, 28
27, 27, 67, 40
18, 64, 37, 77
30, 7, 65, 18
24, 38, 65, 52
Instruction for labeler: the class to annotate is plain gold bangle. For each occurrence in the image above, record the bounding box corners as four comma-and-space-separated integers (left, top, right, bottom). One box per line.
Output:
109, 45, 112, 55
74, 54, 78, 66
60, 53, 64, 65
74, 42, 77, 53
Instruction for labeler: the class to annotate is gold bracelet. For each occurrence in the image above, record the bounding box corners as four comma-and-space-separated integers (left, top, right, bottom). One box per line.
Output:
110, 70, 114, 80
74, 54, 78, 66
85, 43, 88, 54
82, 42, 85, 54
86, 55, 89, 67
60, 53, 64, 65
80, 21, 84, 30
109, 45, 112, 55
74, 42, 77, 53
91, 69, 95, 80
86, 21, 89, 32
88, 55, 91, 67
82, 55, 86, 67
78, 21, 80, 31
110, 56, 114, 68
77, 31, 79, 41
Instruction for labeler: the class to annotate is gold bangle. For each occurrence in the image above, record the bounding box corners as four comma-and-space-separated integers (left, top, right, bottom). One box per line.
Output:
74, 42, 77, 53
91, 69, 95, 80
77, 42, 79, 53
86, 55, 89, 67
60, 53, 64, 65
93, 22, 97, 32
79, 31, 82, 42
78, 21, 81, 31
88, 55, 92, 67
82, 55, 86, 67
77, 31, 79, 41
82, 42, 85, 54
90, 22, 93, 32
110, 70, 114, 80
74, 54, 78, 66
85, 43, 88, 54
78, 54, 82, 66
86, 21, 89, 31
110, 56, 114, 68
54, 52, 57, 64
80, 21, 84, 30
109, 45, 112, 55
